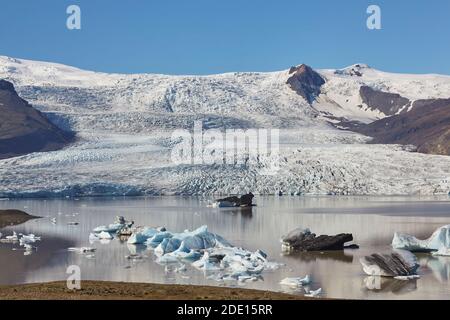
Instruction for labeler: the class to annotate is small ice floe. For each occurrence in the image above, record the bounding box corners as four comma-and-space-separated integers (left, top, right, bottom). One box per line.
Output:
280, 275, 312, 287
125, 254, 144, 260
128, 227, 160, 245
23, 244, 35, 256
5, 232, 19, 242
50, 218, 57, 224
394, 275, 421, 281
432, 247, 450, 257
175, 264, 187, 273
304, 288, 322, 298
68, 247, 96, 254
93, 216, 134, 237
360, 250, 419, 278
19, 234, 41, 246
89, 232, 113, 244
97, 231, 113, 240
392, 225, 450, 253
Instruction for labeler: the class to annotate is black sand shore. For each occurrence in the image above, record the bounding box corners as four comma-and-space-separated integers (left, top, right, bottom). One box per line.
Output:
0, 281, 309, 300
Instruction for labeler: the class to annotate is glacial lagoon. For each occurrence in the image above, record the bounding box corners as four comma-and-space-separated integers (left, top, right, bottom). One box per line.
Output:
1, 196, 449, 300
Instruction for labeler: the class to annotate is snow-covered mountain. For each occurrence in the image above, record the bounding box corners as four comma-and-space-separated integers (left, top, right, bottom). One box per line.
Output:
0, 55, 449, 197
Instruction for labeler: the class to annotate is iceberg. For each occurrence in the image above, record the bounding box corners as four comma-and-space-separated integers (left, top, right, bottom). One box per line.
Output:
360, 250, 419, 277
127, 227, 162, 245
305, 288, 322, 298
93, 216, 134, 235
432, 247, 450, 257
19, 234, 41, 245
392, 225, 450, 252
280, 275, 312, 287
68, 247, 96, 253
124, 224, 280, 284
97, 231, 113, 240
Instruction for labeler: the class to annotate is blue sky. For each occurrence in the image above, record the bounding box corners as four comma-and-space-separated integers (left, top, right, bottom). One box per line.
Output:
0, 0, 449, 75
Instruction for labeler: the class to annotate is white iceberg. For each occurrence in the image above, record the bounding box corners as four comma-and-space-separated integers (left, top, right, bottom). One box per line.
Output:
5, 232, 19, 241
128, 227, 160, 244
305, 288, 322, 298
280, 275, 312, 287
360, 250, 419, 277
392, 225, 450, 252
93, 216, 134, 235
432, 247, 450, 257
19, 234, 41, 246
68, 247, 96, 253
97, 231, 113, 240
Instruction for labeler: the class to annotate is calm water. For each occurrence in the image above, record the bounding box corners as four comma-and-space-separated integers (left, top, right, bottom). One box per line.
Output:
1, 196, 450, 300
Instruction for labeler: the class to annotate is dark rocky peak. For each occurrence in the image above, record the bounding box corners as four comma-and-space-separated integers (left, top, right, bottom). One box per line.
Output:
359, 86, 410, 116
286, 64, 325, 104
354, 98, 450, 156
0, 79, 75, 159
0, 79, 15, 92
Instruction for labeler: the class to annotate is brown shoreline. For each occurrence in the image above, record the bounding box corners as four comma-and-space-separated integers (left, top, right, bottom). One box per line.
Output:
0, 209, 39, 229
0, 281, 311, 300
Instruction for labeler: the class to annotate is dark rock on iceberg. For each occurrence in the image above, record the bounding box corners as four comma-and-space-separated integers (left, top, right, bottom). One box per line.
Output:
281, 227, 356, 252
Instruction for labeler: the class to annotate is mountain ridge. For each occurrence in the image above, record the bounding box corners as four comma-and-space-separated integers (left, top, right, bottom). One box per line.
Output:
0, 55, 449, 197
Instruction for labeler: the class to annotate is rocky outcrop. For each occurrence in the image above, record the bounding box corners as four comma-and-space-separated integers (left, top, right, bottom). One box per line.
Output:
286, 64, 325, 104
355, 98, 450, 155
281, 227, 356, 252
359, 86, 410, 116
0, 80, 74, 159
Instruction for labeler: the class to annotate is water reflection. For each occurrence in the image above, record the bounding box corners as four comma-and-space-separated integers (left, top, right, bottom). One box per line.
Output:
420, 255, 450, 282
283, 250, 356, 264
363, 277, 418, 295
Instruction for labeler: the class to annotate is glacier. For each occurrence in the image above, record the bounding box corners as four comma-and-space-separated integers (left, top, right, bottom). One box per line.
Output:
1, 56, 450, 197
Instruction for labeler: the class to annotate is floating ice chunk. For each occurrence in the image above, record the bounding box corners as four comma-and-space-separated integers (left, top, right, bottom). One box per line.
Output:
127, 227, 159, 244
192, 252, 210, 269
19, 234, 41, 245
5, 232, 19, 241
89, 233, 99, 243
394, 275, 421, 281
156, 254, 179, 264
432, 247, 450, 257
360, 250, 419, 277
155, 237, 182, 256
305, 288, 322, 298
280, 275, 312, 287
175, 264, 187, 273
181, 250, 202, 261
212, 201, 236, 208
97, 231, 113, 240
392, 225, 450, 252
68, 247, 96, 253
93, 216, 133, 234
133, 228, 172, 247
